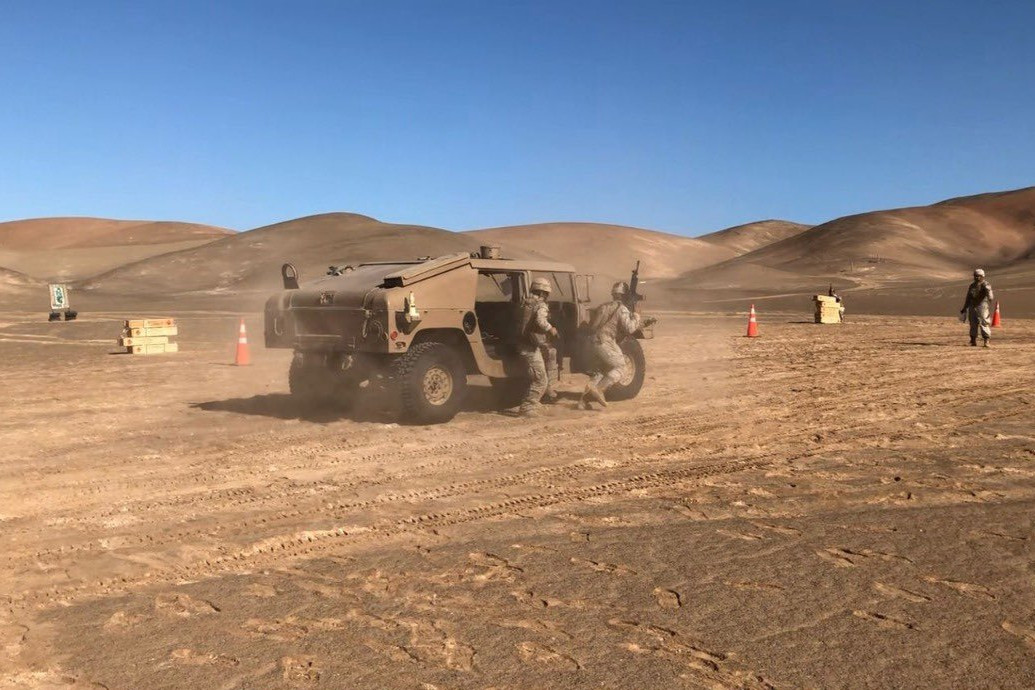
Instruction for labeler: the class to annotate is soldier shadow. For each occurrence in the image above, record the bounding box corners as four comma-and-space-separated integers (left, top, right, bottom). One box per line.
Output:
190, 384, 507, 424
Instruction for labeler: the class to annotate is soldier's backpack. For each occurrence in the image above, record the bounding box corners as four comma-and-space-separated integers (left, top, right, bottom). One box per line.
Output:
588, 301, 622, 335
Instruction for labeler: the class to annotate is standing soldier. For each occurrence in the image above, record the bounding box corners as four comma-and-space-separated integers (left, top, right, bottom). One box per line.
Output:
579, 282, 653, 409
516, 277, 559, 417
961, 268, 994, 347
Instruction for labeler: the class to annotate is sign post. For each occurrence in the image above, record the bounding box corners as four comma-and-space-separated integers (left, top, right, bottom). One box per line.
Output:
47, 284, 77, 321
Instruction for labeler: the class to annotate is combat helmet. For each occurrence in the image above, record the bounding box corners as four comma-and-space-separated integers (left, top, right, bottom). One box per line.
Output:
611, 281, 628, 296
530, 277, 552, 294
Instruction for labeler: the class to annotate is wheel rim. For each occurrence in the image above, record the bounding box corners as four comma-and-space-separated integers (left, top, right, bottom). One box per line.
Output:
422, 366, 454, 406
619, 354, 636, 386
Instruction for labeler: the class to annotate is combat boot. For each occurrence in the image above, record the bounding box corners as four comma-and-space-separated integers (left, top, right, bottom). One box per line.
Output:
983, 338, 990, 348
584, 383, 608, 407
969, 339, 977, 346
542, 390, 559, 404
519, 406, 541, 418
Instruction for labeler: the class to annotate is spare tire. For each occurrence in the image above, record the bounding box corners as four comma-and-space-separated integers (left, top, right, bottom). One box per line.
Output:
605, 338, 645, 401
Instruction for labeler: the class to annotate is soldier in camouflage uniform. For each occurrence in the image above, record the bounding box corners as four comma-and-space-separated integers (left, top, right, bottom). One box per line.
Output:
961, 268, 995, 347
516, 277, 559, 417
580, 282, 651, 409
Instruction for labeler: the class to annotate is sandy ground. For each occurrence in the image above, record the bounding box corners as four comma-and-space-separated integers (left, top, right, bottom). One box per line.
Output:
1, 311, 1034, 689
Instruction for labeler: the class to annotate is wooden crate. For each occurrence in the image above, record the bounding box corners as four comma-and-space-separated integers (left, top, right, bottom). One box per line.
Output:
125, 318, 175, 329
120, 318, 179, 354
125, 326, 178, 337
119, 336, 169, 347
813, 295, 843, 324
126, 342, 179, 355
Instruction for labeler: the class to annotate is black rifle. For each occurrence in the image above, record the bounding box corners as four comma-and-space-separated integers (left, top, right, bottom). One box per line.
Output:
626, 261, 645, 313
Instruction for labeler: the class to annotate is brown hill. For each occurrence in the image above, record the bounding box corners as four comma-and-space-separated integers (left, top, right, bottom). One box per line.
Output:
79, 213, 494, 300
699, 220, 812, 255
0, 217, 233, 282
0, 266, 44, 308
468, 222, 736, 281
0, 217, 231, 250
0, 265, 41, 289
661, 186, 1035, 316
716, 186, 1035, 281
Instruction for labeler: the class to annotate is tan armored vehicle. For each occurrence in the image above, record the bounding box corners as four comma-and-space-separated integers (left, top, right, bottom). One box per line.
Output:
264, 246, 649, 424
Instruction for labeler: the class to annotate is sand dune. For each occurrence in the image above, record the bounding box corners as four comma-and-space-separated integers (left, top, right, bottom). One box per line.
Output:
698, 219, 811, 255
0, 217, 233, 282
0, 265, 40, 289
0, 217, 231, 250
80, 213, 497, 299
716, 186, 1035, 280
661, 186, 1035, 315
468, 222, 735, 280
4, 185, 1033, 315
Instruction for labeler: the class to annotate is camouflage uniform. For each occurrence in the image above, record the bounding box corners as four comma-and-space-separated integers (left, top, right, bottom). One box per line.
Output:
961, 272, 994, 346
589, 300, 641, 392
517, 290, 556, 415
540, 343, 559, 401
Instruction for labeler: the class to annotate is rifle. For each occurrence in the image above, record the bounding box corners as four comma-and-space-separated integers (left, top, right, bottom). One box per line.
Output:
626, 261, 645, 314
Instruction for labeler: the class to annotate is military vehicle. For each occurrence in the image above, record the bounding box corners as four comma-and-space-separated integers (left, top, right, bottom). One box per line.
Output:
264, 246, 650, 424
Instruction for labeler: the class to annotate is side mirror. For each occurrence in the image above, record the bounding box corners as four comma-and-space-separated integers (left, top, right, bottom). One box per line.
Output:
576, 274, 594, 303
282, 263, 300, 290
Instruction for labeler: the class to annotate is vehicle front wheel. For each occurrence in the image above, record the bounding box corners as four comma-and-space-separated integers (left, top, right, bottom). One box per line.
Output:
391, 342, 468, 424
605, 338, 646, 401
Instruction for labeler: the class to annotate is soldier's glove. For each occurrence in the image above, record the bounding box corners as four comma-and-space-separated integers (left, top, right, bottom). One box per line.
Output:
642, 316, 658, 327
960, 308, 966, 314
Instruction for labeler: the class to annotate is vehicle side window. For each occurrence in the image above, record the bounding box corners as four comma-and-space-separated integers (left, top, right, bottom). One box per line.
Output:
530, 272, 573, 302
476, 272, 520, 302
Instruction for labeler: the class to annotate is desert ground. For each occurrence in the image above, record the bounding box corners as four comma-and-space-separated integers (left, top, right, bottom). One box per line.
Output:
2, 310, 1034, 689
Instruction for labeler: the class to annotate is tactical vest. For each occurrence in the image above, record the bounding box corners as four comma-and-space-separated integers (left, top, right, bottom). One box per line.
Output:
589, 301, 622, 338
967, 282, 991, 308
518, 297, 546, 349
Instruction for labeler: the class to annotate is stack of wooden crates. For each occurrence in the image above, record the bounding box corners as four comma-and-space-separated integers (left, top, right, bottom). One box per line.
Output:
119, 318, 179, 354
813, 295, 842, 324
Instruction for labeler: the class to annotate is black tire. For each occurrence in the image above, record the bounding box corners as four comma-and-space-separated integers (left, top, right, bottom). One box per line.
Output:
391, 342, 468, 424
288, 354, 354, 409
489, 376, 526, 410
605, 338, 646, 401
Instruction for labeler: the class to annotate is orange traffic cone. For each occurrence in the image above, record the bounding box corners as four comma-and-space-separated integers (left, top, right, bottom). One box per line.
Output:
991, 301, 1001, 328
746, 304, 759, 337
234, 318, 251, 366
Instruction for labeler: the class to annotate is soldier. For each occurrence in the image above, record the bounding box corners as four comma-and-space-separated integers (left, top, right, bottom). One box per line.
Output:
516, 277, 559, 417
961, 268, 995, 347
579, 282, 653, 409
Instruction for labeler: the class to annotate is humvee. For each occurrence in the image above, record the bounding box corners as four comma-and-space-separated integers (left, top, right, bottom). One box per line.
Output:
264, 246, 648, 424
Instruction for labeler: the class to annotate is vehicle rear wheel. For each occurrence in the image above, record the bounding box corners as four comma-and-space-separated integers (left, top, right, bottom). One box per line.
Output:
391, 342, 468, 424
605, 338, 645, 401
288, 353, 355, 409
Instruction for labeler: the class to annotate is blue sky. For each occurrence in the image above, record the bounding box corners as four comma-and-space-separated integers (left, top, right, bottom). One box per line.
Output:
0, 1, 1032, 235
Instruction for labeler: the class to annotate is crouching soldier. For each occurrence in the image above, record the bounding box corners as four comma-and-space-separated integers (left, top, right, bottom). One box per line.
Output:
580, 281, 654, 409
516, 277, 559, 417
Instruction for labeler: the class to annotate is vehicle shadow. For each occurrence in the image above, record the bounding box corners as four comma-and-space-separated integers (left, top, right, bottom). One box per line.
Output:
190, 384, 508, 423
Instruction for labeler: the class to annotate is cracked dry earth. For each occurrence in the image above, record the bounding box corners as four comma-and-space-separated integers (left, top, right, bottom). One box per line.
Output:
2, 312, 1035, 689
